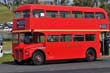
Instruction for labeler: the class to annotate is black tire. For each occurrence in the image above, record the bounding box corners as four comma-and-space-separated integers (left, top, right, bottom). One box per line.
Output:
32, 52, 45, 65
86, 49, 96, 62
14, 60, 24, 65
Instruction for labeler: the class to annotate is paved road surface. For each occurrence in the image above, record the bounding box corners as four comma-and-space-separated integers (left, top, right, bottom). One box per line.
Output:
0, 58, 110, 73
13, 68, 110, 73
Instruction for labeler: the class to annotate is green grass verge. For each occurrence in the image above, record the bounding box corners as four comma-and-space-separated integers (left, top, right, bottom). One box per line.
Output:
0, 4, 13, 50
0, 54, 13, 63
3, 41, 12, 50
0, 4, 13, 23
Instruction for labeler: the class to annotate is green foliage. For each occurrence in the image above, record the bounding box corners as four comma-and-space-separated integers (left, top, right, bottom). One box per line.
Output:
3, 41, 12, 50
99, 0, 108, 4
99, 0, 110, 13
74, 0, 94, 7
100, 4, 108, 12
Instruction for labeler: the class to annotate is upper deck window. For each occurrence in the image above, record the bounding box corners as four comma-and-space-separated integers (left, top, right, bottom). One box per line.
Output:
46, 11, 58, 18
72, 11, 83, 18
96, 12, 105, 19
15, 10, 30, 18
84, 12, 94, 19
23, 10, 30, 18
15, 12, 21, 18
32, 10, 44, 18
60, 11, 71, 18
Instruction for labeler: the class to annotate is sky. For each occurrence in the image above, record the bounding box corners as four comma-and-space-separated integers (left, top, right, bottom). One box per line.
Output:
0, 0, 4, 3
0, 0, 73, 5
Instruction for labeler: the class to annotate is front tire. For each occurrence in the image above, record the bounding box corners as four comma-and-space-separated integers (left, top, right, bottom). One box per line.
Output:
32, 52, 45, 65
86, 49, 96, 62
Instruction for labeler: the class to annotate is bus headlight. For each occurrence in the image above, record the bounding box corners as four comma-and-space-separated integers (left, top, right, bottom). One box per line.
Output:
25, 51, 29, 56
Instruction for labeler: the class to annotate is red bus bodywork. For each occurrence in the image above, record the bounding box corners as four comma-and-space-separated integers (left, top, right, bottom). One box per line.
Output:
12, 4, 109, 64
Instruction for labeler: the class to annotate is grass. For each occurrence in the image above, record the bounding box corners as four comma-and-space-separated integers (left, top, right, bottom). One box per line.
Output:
0, 4, 13, 49
0, 54, 13, 63
0, 4, 13, 23
3, 41, 12, 50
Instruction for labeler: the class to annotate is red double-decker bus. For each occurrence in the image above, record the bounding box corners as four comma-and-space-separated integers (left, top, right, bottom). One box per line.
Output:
12, 4, 109, 65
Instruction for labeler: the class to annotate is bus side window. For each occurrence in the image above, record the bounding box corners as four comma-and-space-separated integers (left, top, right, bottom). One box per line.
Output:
73, 35, 84, 41
85, 34, 96, 41
60, 34, 72, 42
72, 11, 83, 18
84, 12, 94, 19
32, 10, 44, 18
46, 11, 58, 18
96, 12, 105, 19
47, 35, 59, 42
60, 11, 71, 18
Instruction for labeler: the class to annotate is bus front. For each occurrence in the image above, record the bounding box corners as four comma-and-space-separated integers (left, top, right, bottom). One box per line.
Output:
12, 5, 46, 65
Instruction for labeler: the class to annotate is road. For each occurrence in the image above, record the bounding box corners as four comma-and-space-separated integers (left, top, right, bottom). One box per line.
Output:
0, 58, 110, 73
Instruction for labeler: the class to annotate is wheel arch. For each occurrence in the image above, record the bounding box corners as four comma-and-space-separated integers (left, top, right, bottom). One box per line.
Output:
86, 47, 97, 58
32, 49, 46, 61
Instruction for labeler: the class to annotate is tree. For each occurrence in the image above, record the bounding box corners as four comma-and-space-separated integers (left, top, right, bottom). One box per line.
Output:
98, 0, 110, 18
60, 0, 65, 5
0, 0, 14, 12
74, 0, 94, 7
53, 0, 73, 5
99, 0, 108, 4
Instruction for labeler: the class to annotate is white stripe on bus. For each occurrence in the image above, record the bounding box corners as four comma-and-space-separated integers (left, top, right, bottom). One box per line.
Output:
12, 29, 109, 32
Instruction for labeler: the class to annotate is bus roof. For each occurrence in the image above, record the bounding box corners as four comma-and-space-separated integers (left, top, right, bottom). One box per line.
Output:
16, 4, 106, 13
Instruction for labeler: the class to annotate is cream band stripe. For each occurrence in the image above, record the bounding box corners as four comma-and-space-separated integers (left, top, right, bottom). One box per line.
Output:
12, 29, 109, 32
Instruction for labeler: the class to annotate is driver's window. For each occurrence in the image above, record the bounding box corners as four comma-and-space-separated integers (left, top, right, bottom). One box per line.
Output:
35, 33, 45, 43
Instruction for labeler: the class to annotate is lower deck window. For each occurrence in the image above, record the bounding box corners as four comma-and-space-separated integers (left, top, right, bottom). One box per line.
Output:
85, 34, 96, 41
13, 33, 19, 44
47, 35, 59, 42
74, 35, 84, 41
60, 34, 72, 42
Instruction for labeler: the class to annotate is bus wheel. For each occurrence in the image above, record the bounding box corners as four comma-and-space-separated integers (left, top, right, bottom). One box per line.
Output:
14, 60, 24, 65
32, 52, 45, 65
86, 49, 96, 62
